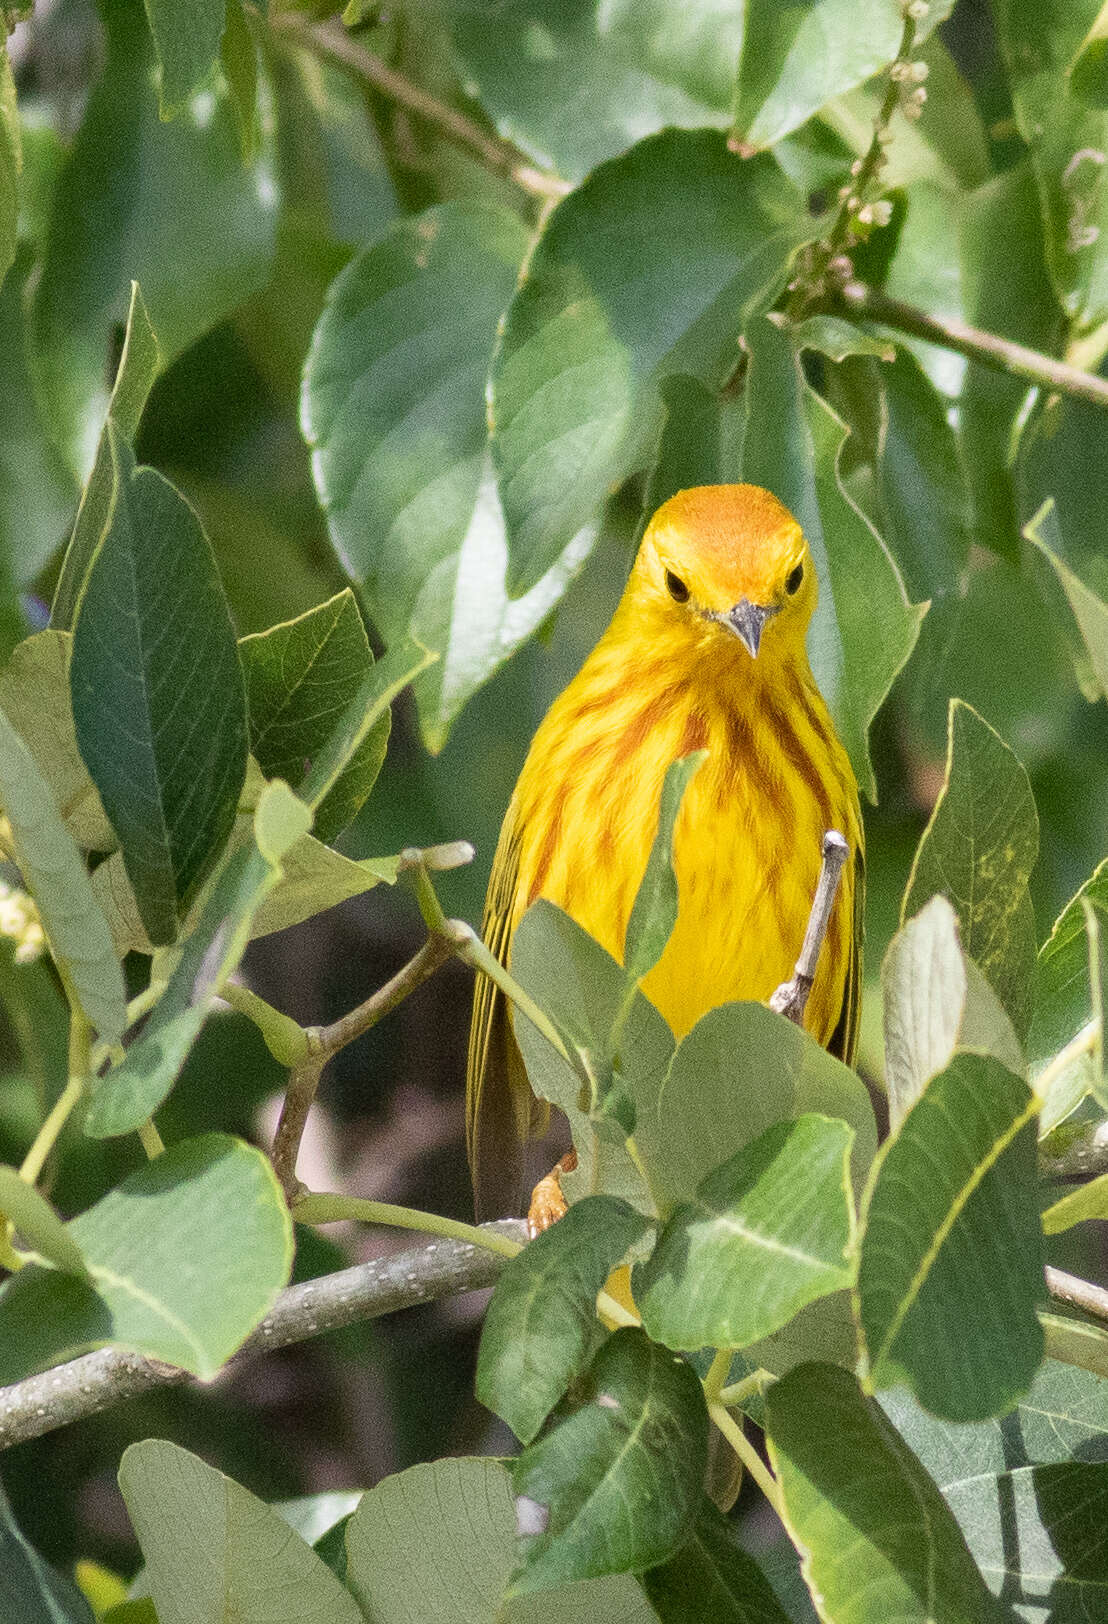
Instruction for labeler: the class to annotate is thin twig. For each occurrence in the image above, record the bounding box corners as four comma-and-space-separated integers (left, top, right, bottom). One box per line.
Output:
838, 282, 1108, 411
1040, 1119, 1108, 1182
271, 14, 570, 202
1046, 1266, 1108, 1326
0, 1221, 527, 1453
271, 933, 455, 1198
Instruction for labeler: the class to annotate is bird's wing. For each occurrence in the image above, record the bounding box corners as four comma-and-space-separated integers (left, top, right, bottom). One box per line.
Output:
828, 842, 865, 1068
465, 801, 542, 1220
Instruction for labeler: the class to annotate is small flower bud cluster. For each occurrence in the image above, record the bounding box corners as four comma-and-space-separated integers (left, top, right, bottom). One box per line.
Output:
0, 882, 45, 964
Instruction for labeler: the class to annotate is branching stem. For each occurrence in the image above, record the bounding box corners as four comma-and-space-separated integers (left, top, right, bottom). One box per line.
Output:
294, 1191, 523, 1260
709, 1401, 783, 1517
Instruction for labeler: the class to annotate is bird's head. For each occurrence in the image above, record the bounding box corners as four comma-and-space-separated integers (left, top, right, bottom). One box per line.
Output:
633, 484, 816, 662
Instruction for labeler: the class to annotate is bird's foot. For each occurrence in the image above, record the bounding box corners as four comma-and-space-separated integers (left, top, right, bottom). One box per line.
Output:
527, 1150, 578, 1238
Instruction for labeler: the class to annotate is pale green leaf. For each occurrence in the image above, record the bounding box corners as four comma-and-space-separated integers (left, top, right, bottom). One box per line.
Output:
595, 0, 741, 110
344, 1456, 656, 1623
0, 1135, 292, 1381
0, 1481, 95, 1624
0, 40, 18, 296
1025, 496, 1108, 702
902, 699, 1039, 1039
0, 703, 125, 1041
0, 1166, 88, 1277
298, 636, 433, 812
120, 1439, 360, 1623
143, 0, 226, 114
1042, 1171, 1108, 1232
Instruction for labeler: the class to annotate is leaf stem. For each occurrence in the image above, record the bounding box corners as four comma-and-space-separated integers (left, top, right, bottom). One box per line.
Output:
703, 1346, 733, 1404
718, 1369, 773, 1410
838, 283, 1108, 412
708, 1401, 783, 1518
293, 1191, 524, 1260
20, 1013, 90, 1185
137, 1119, 165, 1159
270, 14, 570, 202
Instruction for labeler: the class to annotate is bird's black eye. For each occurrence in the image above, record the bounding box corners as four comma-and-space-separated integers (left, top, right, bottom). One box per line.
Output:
665, 570, 690, 603
785, 562, 804, 595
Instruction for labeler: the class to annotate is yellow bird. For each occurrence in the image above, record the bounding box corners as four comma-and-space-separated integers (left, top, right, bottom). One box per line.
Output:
466, 484, 864, 1222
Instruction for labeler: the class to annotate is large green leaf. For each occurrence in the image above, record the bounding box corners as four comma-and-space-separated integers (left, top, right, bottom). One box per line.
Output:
510, 1327, 708, 1595
639, 1499, 791, 1624
0, 39, 18, 296
766, 1363, 999, 1624
857, 1052, 1043, 1422
476, 1195, 652, 1445
731, 0, 953, 153
31, 0, 277, 473
297, 634, 433, 811
451, 0, 724, 183
70, 434, 248, 947
741, 314, 924, 799
51, 281, 161, 633
634, 1116, 855, 1352
0, 1135, 292, 1381
886, 1362, 1108, 1623
83, 782, 311, 1137
595, 0, 742, 111
344, 1456, 656, 1623
902, 699, 1039, 1040
995, 0, 1108, 325
240, 591, 387, 844
142, 0, 226, 113
883, 895, 1023, 1132
0, 702, 125, 1042
120, 1439, 361, 1624
491, 130, 812, 595
0, 1481, 96, 1624
303, 202, 563, 747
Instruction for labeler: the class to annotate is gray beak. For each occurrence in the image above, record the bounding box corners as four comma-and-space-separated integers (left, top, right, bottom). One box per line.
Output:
726, 598, 772, 658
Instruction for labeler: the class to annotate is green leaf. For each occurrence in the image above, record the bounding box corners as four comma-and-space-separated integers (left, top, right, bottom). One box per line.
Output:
297, 634, 434, 811
510, 1326, 708, 1595
344, 1455, 657, 1624
886, 1362, 1108, 1623
84, 785, 309, 1137
0, 632, 112, 845
765, 1363, 999, 1624
732, 0, 938, 153
595, 0, 742, 111
143, 0, 226, 114
451, 0, 724, 184
50, 282, 161, 632
247, 838, 399, 939
1025, 496, 1108, 702
902, 699, 1039, 1040
995, 0, 1108, 324
1044, 1312, 1108, 1383
857, 1052, 1043, 1422
509, 901, 676, 1215
477, 1194, 652, 1445
741, 313, 924, 800
0, 39, 18, 296
642, 373, 747, 517
874, 346, 971, 603
0, 1166, 88, 1276
1043, 1171, 1108, 1232
102, 1605, 158, 1624
240, 591, 388, 845
623, 752, 705, 987
789, 314, 895, 363
0, 1135, 292, 1381
70, 434, 248, 947
635, 1116, 854, 1353
0, 1481, 96, 1624
1070, 0, 1108, 106
492, 130, 812, 595
31, 0, 277, 474
639, 1498, 791, 1623
303, 203, 548, 749
120, 1439, 360, 1623
0, 703, 126, 1042
883, 895, 1024, 1132
642, 1001, 877, 1216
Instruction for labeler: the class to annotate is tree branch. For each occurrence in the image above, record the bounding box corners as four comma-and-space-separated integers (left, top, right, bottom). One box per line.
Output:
1046, 1265, 1108, 1326
1040, 1119, 1108, 1183
0, 1220, 527, 1453
838, 282, 1108, 411
271, 15, 570, 202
